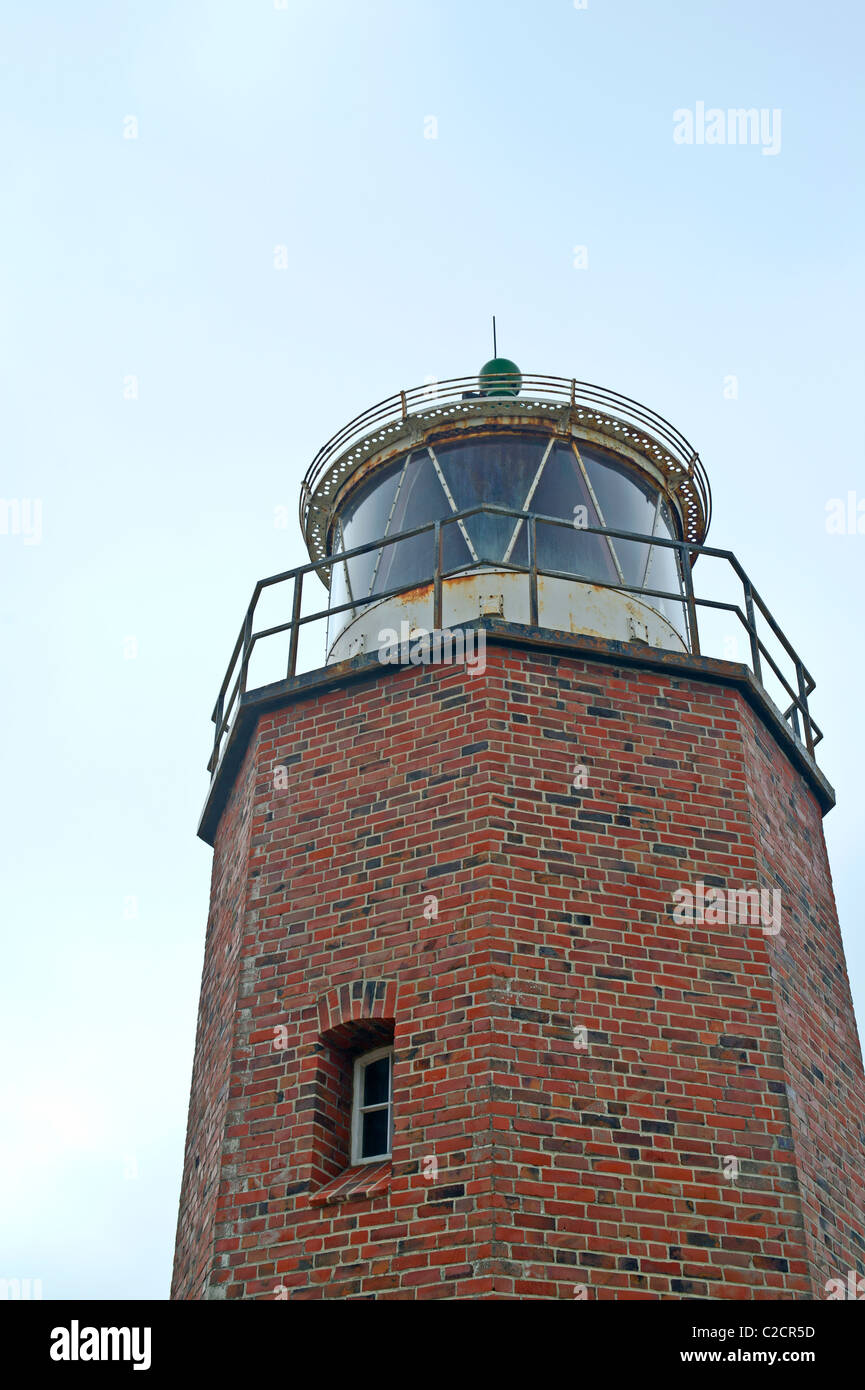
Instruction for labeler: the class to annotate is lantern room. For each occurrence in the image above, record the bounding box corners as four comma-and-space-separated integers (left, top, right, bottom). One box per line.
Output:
298, 361, 712, 663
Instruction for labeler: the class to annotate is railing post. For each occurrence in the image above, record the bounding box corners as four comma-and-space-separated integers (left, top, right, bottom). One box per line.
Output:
433, 521, 443, 631
211, 694, 224, 779
796, 659, 815, 757
240, 610, 253, 694
528, 515, 539, 627
287, 572, 303, 678
680, 545, 700, 656
743, 580, 763, 684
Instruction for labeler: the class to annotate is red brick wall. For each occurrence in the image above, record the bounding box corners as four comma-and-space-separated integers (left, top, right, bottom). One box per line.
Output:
171, 739, 257, 1300
171, 644, 865, 1299
742, 710, 865, 1293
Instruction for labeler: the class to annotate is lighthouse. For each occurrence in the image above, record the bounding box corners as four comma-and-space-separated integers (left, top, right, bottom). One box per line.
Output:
172, 361, 865, 1300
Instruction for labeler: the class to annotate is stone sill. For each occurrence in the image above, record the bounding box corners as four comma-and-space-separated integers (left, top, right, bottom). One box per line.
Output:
309, 1160, 392, 1208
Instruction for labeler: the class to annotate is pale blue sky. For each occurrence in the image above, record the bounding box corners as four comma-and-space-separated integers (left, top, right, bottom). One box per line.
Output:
1, 0, 862, 1299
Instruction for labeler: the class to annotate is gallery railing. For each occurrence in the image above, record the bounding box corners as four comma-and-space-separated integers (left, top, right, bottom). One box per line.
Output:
207, 506, 820, 780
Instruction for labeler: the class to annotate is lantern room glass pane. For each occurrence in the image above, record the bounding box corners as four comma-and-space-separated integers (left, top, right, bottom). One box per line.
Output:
337, 461, 402, 605
582, 446, 659, 588
328, 520, 352, 616
375, 450, 444, 594
531, 442, 618, 582
434, 434, 550, 565
648, 498, 686, 630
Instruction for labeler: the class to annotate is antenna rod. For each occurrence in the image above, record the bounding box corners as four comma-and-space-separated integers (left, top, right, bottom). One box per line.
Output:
492, 315, 497, 357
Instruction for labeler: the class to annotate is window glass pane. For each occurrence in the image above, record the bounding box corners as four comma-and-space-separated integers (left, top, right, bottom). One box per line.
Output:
327, 522, 352, 615
531, 443, 617, 582
581, 447, 658, 533
499, 518, 529, 569
648, 499, 686, 631
375, 450, 450, 595
361, 1106, 390, 1159
535, 518, 620, 584
338, 458, 403, 603
581, 446, 658, 588
530, 440, 594, 522
437, 513, 481, 577
362, 1055, 390, 1108
434, 434, 550, 564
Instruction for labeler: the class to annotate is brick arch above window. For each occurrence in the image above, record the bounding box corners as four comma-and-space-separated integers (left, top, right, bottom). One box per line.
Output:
317, 979, 397, 1050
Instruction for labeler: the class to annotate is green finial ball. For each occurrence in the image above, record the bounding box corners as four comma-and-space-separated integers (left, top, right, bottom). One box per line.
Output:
478, 357, 522, 397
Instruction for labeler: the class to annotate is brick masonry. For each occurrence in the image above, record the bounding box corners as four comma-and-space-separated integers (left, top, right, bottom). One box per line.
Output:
171, 641, 865, 1300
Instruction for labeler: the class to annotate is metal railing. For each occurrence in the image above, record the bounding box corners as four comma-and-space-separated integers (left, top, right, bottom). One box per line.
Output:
207, 506, 821, 781
298, 375, 712, 553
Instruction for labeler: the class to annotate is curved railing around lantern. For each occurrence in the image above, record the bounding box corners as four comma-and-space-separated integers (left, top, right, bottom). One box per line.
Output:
207, 504, 820, 784
298, 375, 712, 555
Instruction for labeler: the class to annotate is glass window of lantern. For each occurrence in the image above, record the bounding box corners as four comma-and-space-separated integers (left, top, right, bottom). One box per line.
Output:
647, 498, 687, 632
531, 442, 619, 583
580, 446, 660, 589
433, 433, 552, 567
337, 458, 403, 606
374, 450, 444, 595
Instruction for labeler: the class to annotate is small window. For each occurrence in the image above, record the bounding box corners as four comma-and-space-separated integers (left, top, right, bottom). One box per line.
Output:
351, 1045, 393, 1164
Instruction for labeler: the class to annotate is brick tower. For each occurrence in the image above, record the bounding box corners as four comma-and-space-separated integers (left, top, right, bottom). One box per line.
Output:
172, 361, 865, 1300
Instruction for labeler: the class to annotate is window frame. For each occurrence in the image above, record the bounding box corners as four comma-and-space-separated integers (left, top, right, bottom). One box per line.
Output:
350, 1044, 394, 1166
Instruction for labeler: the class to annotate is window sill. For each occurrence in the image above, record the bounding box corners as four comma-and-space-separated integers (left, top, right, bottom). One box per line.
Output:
309, 1160, 392, 1209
